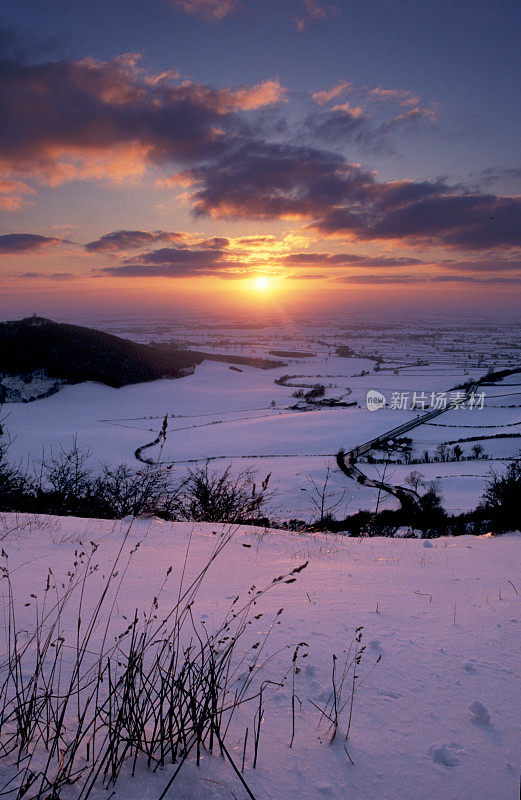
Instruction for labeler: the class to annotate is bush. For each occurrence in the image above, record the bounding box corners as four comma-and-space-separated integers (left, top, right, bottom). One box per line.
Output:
178, 462, 271, 522
1, 437, 272, 524
93, 462, 183, 519
0, 441, 31, 511
479, 459, 521, 532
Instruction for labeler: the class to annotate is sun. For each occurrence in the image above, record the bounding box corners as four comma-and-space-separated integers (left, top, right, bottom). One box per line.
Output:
252, 276, 270, 292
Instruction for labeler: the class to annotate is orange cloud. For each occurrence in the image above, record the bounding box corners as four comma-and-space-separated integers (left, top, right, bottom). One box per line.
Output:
368, 87, 421, 107
170, 0, 238, 21
0, 178, 35, 211
0, 54, 285, 190
311, 80, 352, 105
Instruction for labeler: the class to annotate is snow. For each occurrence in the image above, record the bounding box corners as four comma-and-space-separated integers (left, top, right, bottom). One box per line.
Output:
0, 370, 64, 402
2, 318, 521, 520
0, 513, 520, 800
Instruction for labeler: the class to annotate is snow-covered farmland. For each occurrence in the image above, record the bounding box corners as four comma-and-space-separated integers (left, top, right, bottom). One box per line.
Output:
3, 317, 521, 519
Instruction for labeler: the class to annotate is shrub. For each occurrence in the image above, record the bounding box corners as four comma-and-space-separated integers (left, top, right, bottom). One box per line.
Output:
178, 463, 271, 522
479, 459, 521, 532
93, 462, 184, 519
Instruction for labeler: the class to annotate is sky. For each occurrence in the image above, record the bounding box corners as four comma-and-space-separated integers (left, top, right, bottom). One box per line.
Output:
1, 0, 521, 320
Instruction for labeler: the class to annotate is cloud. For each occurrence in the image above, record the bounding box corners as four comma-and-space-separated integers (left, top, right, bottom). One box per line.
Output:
16, 271, 76, 280
438, 257, 521, 272
303, 106, 370, 145
85, 230, 187, 253
302, 101, 437, 151
333, 273, 521, 286
311, 81, 352, 106
477, 167, 521, 188
0, 233, 71, 254
189, 140, 521, 250
289, 272, 328, 280
281, 252, 423, 268
0, 178, 35, 211
191, 141, 370, 220
229, 80, 286, 110
368, 87, 421, 107
85, 230, 231, 255
380, 106, 440, 132
170, 0, 238, 21
295, 0, 339, 32
0, 50, 284, 184
100, 245, 239, 278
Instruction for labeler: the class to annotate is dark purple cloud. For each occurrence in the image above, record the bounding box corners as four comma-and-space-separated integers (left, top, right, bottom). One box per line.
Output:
302, 107, 370, 145
335, 273, 521, 285
190, 140, 521, 250
99, 246, 240, 277
439, 257, 521, 272
477, 167, 521, 188
85, 230, 187, 253
192, 141, 372, 219
0, 233, 70, 253
17, 271, 75, 280
282, 252, 423, 268
0, 52, 284, 180
85, 230, 231, 254
122, 246, 222, 265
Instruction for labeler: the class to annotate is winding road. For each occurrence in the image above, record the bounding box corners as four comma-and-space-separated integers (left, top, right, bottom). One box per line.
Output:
336, 379, 482, 508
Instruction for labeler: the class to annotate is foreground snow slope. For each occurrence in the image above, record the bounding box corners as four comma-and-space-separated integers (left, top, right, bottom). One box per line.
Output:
0, 513, 520, 800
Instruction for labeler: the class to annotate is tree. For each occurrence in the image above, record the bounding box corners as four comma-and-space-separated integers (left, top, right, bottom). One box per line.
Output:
479, 459, 521, 532
35, 438, 93, 513
411, 482, 446, 537
435, 443, 448, 462
452, 444, 464, 461
304, 462, 346, 527
396, 437, 413, 464
471, 443, 484, 459
405, 470, 426, 493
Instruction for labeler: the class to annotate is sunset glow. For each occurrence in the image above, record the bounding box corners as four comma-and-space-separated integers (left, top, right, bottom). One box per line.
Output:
0, 1, 520, 319
251, 276, 272, 292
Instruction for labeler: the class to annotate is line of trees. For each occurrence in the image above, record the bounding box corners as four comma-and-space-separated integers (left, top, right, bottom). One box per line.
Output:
0, 434, 519, 536
0, 438, 271, 523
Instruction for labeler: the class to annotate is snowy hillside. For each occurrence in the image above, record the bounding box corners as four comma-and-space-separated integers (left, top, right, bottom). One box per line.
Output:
0, 513, 519, 799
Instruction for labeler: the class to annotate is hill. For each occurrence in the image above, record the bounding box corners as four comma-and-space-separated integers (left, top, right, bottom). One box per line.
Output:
0, 317, 287, 402
0, 316, 205, 400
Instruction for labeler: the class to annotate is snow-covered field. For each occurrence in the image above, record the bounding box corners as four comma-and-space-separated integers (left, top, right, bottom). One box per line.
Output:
3, 317, 521, 518
3, 312, 521, 521
0, 513, 520, 800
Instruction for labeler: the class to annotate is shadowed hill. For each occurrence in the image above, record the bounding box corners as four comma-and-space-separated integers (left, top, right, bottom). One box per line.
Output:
0, 316, 205, 390
0, 317, 286, 402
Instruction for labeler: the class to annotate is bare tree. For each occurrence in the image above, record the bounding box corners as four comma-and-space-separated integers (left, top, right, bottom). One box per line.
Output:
304, 461, 346, 526
405, 470, 427, 493
471, 443, 484, 460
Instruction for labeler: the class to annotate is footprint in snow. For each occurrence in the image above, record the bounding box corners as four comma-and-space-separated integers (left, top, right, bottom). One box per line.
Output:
316, 784, 333, 795
469, 700, 490, 725
429, 744, 460, 767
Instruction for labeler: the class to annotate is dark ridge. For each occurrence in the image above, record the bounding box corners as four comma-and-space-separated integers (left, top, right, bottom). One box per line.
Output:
0, 317, 286, 402
268, 349, 316, 359
0, 316, 205, 392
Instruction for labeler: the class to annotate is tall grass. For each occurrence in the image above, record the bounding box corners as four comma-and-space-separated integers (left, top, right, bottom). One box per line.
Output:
0, 522, 308, 799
